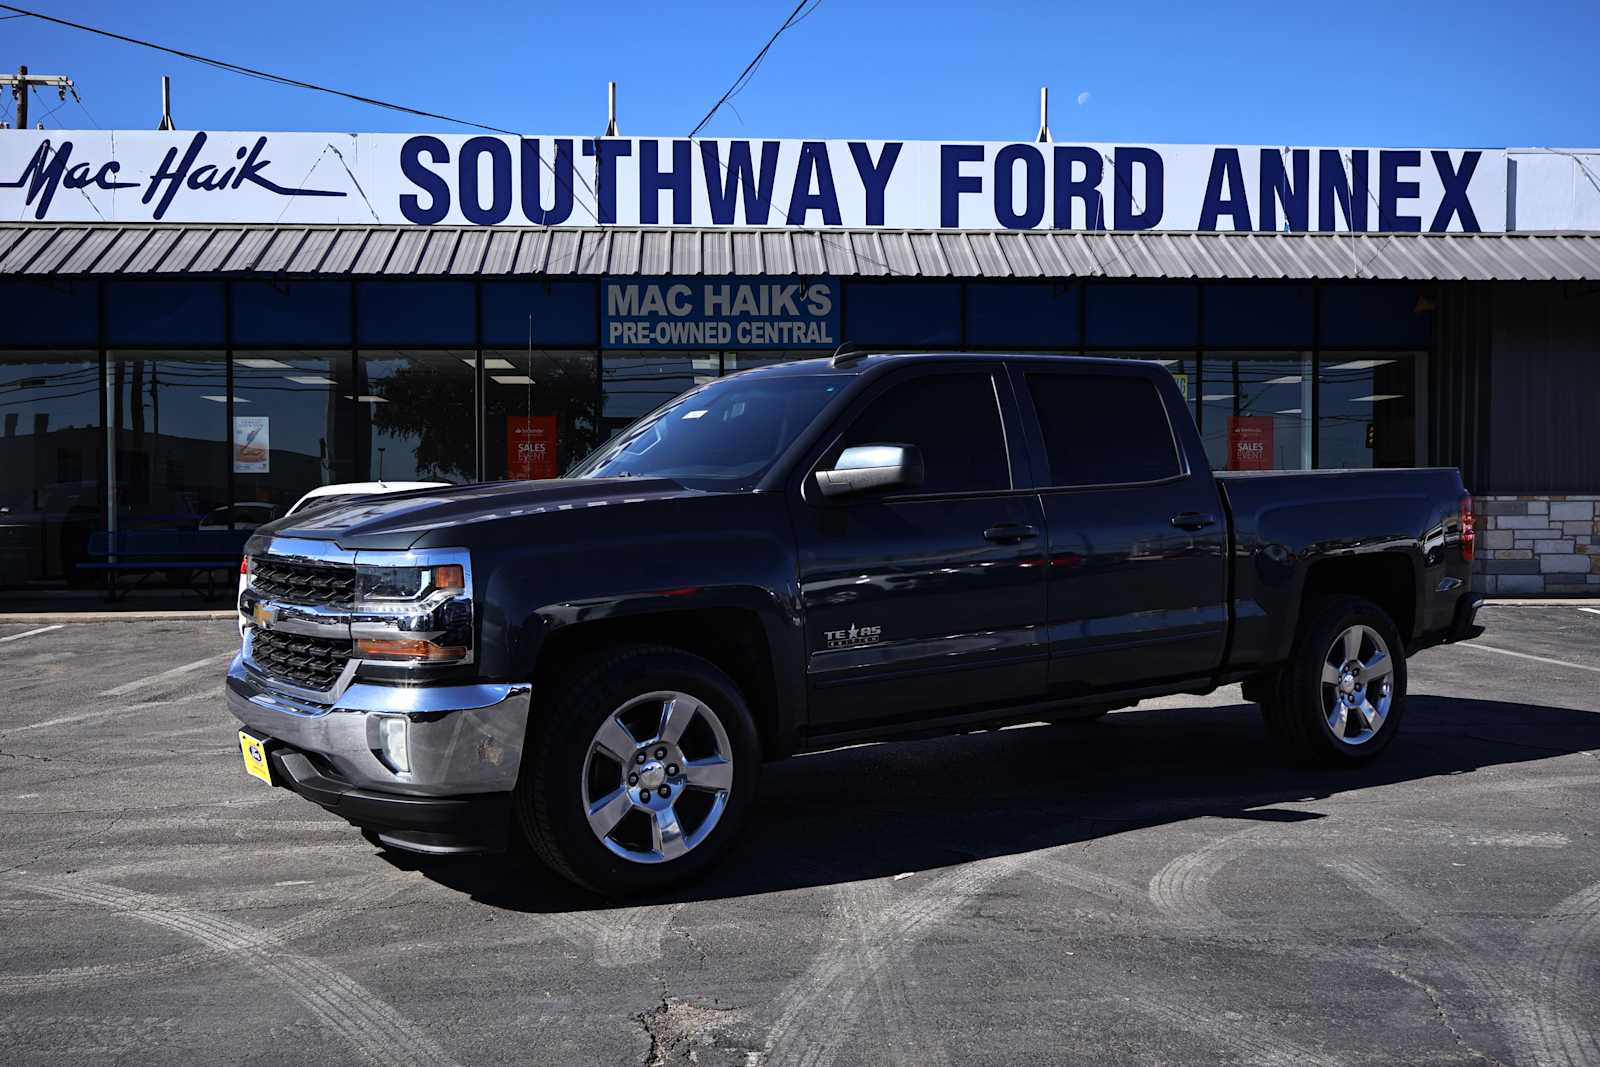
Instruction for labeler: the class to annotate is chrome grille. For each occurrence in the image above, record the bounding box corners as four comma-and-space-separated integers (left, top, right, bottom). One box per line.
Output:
249, 557, 356, 608
247, 627, 352, 694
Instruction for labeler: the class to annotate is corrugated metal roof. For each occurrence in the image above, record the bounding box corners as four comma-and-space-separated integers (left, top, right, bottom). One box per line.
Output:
2, 223, 1598, 281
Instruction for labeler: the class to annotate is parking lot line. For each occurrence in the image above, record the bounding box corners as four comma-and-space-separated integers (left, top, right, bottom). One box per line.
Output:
1580, 608, 1600, 617
1459, 642, 1600, 675
0, 624, 64, 644
98, 653, 233, 697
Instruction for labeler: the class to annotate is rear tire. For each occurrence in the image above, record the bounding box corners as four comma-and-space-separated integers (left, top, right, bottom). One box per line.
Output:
1261, 596, 1407, 765
514, 644, 760, 896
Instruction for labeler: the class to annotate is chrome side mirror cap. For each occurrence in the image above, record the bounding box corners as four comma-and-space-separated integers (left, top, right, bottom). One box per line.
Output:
814, 444, 925, 498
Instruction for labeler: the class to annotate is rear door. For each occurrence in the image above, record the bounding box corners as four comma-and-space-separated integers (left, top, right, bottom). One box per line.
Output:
790, 363, 1049, 732
1009, 362, 1229, 695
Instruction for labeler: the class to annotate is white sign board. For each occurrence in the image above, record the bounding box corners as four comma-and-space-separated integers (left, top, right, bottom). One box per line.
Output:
1, 131, 1511, 232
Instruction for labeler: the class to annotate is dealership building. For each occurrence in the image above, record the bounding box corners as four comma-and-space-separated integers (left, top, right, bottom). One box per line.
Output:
2, 130, 1598, 605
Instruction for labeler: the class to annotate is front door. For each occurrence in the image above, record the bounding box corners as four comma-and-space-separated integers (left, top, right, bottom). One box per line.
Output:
790, 365, 1049, 733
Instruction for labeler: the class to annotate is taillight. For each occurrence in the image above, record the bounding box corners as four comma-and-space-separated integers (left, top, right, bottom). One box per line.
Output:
1460, 495, 1475, 562
240, 557, 249, 576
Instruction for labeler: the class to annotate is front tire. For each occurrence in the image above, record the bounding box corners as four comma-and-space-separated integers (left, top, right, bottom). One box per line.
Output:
1261, 596, 1407, 765
514, 644, 761, 896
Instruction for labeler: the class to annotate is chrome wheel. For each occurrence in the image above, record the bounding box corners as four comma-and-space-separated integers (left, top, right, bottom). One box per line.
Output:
1320, 624, 1395, 745
580, 690, 734, 864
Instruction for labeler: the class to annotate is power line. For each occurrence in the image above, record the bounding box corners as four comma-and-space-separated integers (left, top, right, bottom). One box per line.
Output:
0, 3, 522, 135
687, 0, 818, 139
0, 2, 600, 222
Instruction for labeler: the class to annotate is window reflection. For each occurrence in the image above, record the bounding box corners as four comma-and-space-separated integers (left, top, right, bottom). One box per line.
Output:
108, 351, 228, 530
1319, 353, 1419, 469
231, 350, 353, 522
1200, 353, 1313, 471
0, 351, 101, 589
483, 350, 600, 480
601, 353, 718, 439
355, 351, 475, 482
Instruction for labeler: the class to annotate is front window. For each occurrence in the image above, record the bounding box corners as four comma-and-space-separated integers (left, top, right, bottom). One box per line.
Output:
572, 372, 850, 490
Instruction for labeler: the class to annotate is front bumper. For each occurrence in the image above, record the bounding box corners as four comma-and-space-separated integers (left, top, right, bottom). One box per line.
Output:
225, 655, 531, 852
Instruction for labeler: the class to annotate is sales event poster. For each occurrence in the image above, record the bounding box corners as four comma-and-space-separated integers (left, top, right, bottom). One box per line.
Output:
233, 416, 270, 473
507, 416, 558, 480
1228, 416, 1275, 471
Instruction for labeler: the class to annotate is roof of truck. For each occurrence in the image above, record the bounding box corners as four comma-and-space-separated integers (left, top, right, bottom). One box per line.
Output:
740, 351, 1150, 377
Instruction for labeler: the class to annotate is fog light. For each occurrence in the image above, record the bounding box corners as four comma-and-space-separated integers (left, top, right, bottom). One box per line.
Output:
375, 715, 410, 774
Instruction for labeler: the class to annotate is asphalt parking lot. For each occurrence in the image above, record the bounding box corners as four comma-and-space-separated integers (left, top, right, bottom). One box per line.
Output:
1, 606, 1598, 1066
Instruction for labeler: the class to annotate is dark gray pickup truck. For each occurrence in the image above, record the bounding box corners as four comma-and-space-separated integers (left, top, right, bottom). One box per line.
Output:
226, 352, 1484, 894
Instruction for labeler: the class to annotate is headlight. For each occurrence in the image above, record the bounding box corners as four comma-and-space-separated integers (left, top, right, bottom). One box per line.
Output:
351, 548, 474, 665
356, 562, 465, 603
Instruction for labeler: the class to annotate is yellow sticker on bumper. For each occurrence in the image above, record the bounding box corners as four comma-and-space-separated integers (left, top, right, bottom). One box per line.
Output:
239, 730, 272, 785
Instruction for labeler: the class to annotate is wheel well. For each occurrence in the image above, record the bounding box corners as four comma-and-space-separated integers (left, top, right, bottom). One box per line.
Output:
533, 609, 781, 756
1300, 553, 1417, 642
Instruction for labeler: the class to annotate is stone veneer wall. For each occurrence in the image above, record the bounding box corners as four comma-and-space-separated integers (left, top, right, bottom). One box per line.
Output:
1474, 495, 1600, 595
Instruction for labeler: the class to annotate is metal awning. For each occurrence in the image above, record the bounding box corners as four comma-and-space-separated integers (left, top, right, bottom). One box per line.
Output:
3, 223, 1599, 281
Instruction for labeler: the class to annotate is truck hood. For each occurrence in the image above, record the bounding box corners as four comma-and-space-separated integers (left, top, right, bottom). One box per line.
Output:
252, 477, 700, 551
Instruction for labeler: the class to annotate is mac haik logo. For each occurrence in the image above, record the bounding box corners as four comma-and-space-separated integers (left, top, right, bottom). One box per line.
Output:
1, 132, 346, 221
823, 623, 883, 649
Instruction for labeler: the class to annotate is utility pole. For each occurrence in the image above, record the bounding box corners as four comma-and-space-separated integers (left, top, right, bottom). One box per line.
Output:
1, 65, 78, 130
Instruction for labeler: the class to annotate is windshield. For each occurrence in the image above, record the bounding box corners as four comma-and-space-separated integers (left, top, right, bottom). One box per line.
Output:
288, 493, 363, 515
572, 372, 850, 490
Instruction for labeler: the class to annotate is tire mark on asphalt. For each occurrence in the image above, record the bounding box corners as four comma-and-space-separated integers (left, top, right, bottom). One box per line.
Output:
1330, 860, 1532, 1065
0, 871, 407, 995
1029, 854, 1153, 916
1148, 825, 1269, 928
592, 902, 687, 968
10, 876, 460, 1067
762, 855, 1030, 1067
1503, 880, 1600, 1067
1126, 996, 1345, 1067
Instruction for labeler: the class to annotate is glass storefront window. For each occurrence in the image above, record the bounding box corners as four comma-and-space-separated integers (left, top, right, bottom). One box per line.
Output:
1200, 353, 1314, 471
0, 351, 101, 590
483, 350, 600, 481
721, 351, 823, 374
1318, 353, 1420, 469
108, 351, 229, 530
231, 351, 354, 522
355, 351, 476, 482
601, 353, 718, 439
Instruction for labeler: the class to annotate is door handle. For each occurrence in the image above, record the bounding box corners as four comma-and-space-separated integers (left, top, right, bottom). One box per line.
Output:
984, 523, 1040, 544
1170, 512, 1218, 531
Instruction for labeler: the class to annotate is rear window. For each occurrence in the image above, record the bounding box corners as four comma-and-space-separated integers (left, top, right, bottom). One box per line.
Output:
1026, 373, 1182, 487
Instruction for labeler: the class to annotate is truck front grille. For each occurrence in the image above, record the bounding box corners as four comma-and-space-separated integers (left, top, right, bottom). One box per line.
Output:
249, 557, 356, 608
247, 627, 352, 694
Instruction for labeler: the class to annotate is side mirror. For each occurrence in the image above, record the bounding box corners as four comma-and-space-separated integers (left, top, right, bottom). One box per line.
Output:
814, 444, 924, 498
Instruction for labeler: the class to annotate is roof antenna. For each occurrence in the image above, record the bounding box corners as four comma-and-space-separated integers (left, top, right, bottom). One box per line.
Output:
604, 81, 619, 137
157, 75, 175, 131
831, 342, 868, 367
1035, 86, 1051, 143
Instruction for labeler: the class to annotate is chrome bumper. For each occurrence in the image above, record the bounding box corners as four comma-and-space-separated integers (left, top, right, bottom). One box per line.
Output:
224, 655, 531, 796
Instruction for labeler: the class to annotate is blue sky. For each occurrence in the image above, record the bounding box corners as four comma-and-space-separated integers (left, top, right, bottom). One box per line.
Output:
4, 0, 1598, 147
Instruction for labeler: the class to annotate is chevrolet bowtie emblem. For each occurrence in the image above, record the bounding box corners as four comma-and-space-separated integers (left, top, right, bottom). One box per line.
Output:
253, 603, 275, 628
